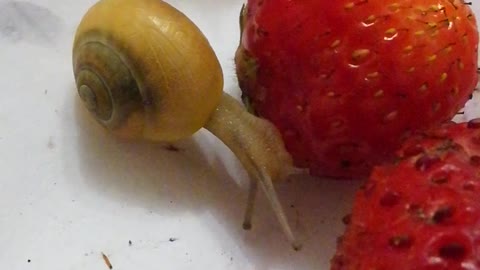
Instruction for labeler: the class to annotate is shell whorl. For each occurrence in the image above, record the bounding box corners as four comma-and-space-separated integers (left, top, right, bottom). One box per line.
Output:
74, 34, 142, 129
72, 0, 224, 142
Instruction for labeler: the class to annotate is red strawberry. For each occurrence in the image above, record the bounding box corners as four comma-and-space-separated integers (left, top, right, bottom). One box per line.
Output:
235, 0, 479, 179
331, 119, 480, 270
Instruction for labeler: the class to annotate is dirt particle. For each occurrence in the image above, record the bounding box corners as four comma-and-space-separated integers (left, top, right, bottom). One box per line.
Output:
101, 253, 113, 269
47, 137, 55, 149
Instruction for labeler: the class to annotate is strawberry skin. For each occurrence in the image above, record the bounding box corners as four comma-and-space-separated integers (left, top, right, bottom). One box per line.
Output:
235, 0, 479, 179
331, 119, 480, 270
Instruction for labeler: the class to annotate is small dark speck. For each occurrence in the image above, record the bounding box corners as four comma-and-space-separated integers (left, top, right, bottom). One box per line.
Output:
44, 89, 48, 94
27, 259, 31, 263
230, 257, 233, 261
84, 251, 94, 257
169, 237, 178, 242
143, 99, 153, 106
164, 144, 181, 152
128, 240, 132, 246
290, 204, 295, 208
47, 137, 55, 149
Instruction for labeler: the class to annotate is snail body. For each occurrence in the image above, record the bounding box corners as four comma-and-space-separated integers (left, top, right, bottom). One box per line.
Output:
73, 0, 300, 250
73, 0, 223, 142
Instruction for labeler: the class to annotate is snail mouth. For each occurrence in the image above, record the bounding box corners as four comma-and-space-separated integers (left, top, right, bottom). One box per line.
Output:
73, 39, 142, 130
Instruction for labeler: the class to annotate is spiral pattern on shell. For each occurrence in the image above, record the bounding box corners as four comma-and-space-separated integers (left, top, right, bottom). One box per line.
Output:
73, 32, 142, 129
72, 0, 224, 142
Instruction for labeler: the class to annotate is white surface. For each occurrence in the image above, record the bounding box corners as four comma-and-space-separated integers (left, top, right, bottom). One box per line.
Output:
0, 1, 479, 270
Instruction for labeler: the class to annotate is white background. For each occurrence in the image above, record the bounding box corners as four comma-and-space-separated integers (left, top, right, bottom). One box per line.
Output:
0, 1, 479, 269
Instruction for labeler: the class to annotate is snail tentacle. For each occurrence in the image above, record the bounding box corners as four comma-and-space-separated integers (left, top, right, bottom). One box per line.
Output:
242, 178, 258, 230
258, 170, 302, 251
205, 93, 300, 250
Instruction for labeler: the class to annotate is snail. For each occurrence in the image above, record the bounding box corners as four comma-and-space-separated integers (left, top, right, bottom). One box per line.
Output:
72, 0, 300, 250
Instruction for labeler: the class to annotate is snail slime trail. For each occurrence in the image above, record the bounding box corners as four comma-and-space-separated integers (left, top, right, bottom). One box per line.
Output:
72, 0, 301, 250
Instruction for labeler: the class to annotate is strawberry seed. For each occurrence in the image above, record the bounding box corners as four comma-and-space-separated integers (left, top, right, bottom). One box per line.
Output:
439, 243, 467, 260
389, 235, 413, 249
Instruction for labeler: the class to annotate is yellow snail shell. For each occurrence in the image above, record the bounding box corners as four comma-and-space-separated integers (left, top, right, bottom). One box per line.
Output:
72, 0, 223, 142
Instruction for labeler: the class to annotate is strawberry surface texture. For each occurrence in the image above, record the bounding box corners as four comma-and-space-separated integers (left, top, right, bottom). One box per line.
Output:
235, 0, 479, 179
331, 119, 480, 270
